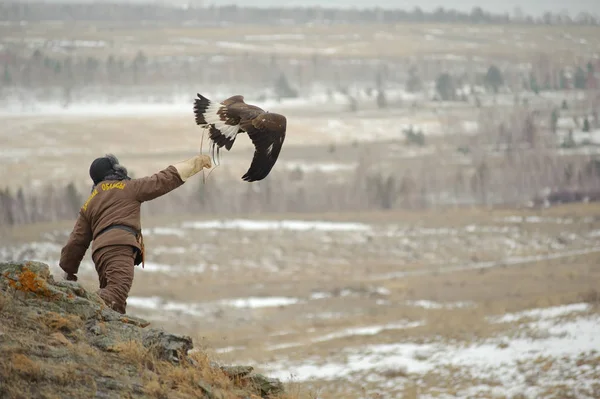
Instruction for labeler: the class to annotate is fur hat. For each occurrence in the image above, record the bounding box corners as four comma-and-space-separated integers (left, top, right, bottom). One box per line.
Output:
89, 154, 129, 185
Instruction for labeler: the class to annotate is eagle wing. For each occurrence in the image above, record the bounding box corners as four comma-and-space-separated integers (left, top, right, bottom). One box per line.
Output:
194, 94, 249, 151
238, 112, 287, 182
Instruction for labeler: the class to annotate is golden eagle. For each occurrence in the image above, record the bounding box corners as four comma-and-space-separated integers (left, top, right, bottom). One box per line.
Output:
194, 93, 287, 182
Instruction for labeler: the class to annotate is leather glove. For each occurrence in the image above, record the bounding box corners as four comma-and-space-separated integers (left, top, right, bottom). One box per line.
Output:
173, 155, 212, 182
63, 272, 78, 282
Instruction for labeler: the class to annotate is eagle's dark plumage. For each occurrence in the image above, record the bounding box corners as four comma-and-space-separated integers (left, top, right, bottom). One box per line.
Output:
193, 93, 287, 182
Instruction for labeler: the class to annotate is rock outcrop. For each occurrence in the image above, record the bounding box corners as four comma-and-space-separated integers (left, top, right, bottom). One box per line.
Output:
0, 261, 286, 399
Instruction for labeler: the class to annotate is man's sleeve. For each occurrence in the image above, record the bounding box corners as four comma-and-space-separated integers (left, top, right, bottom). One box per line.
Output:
59, 212, 93, 275
130, 165, 185, 203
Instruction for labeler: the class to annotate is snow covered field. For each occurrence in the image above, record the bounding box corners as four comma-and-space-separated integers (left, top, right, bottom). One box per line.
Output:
265, 303, 599, 398
5, 214, 598, 282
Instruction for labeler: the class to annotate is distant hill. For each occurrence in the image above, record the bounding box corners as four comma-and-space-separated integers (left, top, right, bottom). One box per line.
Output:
4, 0, 600, 18
1, 1, 597, 25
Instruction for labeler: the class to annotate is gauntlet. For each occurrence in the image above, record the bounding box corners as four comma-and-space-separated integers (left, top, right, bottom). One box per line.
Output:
173, 155, 212, 182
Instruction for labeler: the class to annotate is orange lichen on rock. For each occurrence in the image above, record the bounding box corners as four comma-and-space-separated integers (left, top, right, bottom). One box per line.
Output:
6, 267, 54, 297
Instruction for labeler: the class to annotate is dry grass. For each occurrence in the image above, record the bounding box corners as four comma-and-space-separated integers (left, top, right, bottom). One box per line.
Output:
9, 354, 43, 381
45, 361, 96, 387
420, 308, 498, 340
143, 379, 168, 398
579, 289, 600, 307
108, 340, 302, 399
110, 340, 149, 365
0, 292, 6, 312
41, 311, 83, 336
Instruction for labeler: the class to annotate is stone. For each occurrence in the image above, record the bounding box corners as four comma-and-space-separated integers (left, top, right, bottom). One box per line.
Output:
245, 373, 284, 396
90, 322, 142, 351
85, 319, 105, 336
57, 296, 103, 319
28, 343, 71, 359
90, 336, 118, 352
0, 261, 53, 297
197, 380, 215, 398
142, 329, 193, 364
0, 261, 51, 281
95, 376, 127, 391
221, 365, 254, 378
100, 308, 150, 328
50, 332, 72, 347
118, 315, 150, 328
52, 280, 87, 297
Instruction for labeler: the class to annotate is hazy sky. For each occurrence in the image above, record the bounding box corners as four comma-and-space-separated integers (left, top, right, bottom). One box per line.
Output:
217, 0, 599, 16
12, 0, 600, 17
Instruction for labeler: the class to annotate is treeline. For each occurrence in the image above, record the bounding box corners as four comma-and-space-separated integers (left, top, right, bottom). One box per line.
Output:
0, 183, 83, 226
429, 62, 599, 103
2, 44, 599, 110
1, 3, 598, 26
2, 112, 599, 228
1, 154, 598, 228
0, 48, 332, 98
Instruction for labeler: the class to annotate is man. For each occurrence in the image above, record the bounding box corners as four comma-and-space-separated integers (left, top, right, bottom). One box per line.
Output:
59, 153, 211, 314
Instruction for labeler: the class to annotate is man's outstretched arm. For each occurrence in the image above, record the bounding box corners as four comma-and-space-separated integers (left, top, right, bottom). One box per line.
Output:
132, 155, 212, 203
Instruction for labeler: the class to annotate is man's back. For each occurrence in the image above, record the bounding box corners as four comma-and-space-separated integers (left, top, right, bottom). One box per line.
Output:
60, 165, 185, 271
57, 154, 211, 314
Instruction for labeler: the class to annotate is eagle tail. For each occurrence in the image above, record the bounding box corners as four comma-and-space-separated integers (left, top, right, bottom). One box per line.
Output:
193, 93, 212, 125
208, 125, 235, 151
194, 93, 239, 151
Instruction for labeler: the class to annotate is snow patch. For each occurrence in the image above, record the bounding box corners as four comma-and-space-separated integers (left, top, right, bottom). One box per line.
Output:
218, 296, 300, 309
311, 321, 424, 344
127, 296, 209, 317
181, 219, 372, 232
142, 227, 186, 237
283, 161, 357, 173
499, 216, 575, 224
405, 300, 475, 309
489, 303, 591, 324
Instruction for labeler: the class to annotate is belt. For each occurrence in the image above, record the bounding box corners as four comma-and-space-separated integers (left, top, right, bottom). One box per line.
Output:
95, 224, 145, 268
95, 224, 139, 239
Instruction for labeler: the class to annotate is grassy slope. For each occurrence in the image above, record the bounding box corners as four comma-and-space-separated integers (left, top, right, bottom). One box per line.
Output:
0, 262, 308, 399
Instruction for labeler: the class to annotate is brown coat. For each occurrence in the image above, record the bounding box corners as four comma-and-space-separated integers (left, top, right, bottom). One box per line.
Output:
59, 165, 184, 275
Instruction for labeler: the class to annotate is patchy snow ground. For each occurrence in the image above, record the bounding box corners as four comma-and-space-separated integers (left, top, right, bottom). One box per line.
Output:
263, 303, 600, 398
219, 296, 300, 309
3, 217, 599, 281
488, 303, 591, 324
181, 219, 372, 232
3, 213, 599, 397
282, 161, 357, 173
127, 295, 301, 317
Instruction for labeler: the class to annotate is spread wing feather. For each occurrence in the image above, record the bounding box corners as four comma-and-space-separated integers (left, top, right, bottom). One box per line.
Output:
240, 113, 286, 182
